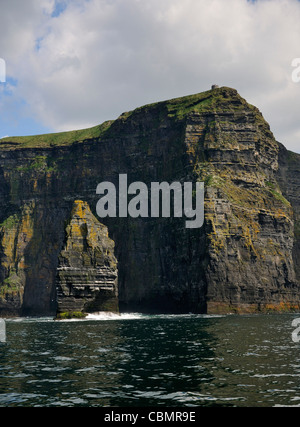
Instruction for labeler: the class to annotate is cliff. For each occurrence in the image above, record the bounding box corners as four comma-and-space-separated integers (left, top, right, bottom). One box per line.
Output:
0, 86, 299, 316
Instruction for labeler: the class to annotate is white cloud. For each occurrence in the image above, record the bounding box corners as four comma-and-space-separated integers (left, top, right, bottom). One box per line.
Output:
1, 0, 300, 152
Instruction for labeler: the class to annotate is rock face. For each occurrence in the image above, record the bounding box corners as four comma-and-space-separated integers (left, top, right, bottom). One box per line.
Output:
56, 200, 118, 316
0, 86, 299, 316
0, 203, 34, 316
276, 144, 300, 283
0, 201, 61, 316
182, 97, 298, 313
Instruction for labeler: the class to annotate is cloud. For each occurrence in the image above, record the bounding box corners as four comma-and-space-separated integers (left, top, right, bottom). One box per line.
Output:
1, 0, 300, 152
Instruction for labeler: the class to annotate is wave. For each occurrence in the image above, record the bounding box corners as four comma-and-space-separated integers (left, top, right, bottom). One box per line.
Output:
86, 312, 226, 321
85, 312, 145, 321
4, 312, 226, 323
6, 317, 54, 323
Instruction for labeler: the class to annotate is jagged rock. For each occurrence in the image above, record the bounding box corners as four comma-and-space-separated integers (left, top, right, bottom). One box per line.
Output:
0, 201, 71, 316
56, 200, 118, 316
182, 94, 298, 313
0, 204, 32, 316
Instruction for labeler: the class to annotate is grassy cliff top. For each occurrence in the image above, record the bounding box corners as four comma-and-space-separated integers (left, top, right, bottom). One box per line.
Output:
0, 120, 114, 150
0, 86, 258, 150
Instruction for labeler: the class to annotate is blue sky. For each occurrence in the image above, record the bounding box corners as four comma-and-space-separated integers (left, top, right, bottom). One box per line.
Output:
1, 0, 300, 152
0, 78, 51, 138
51, 1, 68, 17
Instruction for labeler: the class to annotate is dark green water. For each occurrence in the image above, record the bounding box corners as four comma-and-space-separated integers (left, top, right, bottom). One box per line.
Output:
0, 313, 300, 407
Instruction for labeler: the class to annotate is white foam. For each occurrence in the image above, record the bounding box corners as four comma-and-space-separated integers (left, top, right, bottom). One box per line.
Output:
86, 312, 145, 321
4, 312, 226, 323
6, 317, 54, 323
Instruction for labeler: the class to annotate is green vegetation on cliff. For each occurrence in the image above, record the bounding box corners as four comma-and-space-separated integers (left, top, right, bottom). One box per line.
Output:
0, 87, 258, 150
0, 120, 113, 149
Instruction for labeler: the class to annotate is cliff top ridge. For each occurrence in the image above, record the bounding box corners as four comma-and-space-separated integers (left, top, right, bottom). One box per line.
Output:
0, 86, 262, 150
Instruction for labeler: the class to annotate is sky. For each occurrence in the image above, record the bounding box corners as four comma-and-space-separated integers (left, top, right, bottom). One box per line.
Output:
1, 0, 300, 152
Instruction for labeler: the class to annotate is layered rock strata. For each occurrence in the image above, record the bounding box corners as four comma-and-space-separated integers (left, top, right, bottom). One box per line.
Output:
0, 86, 299, 316
56, 200, 118, 317
184, 103, 298, 313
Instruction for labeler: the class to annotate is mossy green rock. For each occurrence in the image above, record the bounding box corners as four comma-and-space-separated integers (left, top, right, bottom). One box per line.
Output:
56, 200, 118, 316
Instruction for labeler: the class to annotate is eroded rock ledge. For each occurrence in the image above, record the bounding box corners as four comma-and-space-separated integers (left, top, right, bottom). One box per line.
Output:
56, 200, 118, 318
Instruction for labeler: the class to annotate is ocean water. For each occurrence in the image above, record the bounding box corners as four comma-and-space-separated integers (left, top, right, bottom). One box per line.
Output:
0, 312, 300, 407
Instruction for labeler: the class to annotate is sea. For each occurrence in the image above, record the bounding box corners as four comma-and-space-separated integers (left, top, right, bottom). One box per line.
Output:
0, 312, 300, 407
